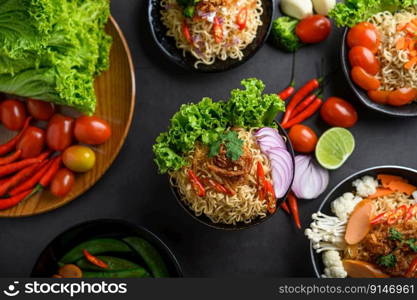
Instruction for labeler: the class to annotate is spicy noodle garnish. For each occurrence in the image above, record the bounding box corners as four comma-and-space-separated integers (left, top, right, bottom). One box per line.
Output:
306, 173, 417, 278
160, 0, 263, 68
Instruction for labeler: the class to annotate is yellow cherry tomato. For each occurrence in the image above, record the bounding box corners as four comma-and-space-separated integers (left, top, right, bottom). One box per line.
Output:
62, 145, 96, 173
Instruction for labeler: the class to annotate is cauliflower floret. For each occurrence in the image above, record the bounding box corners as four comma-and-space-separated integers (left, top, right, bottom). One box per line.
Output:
352, 175, 378, 197
322, 250, 347, 278
331, 192, 363, 221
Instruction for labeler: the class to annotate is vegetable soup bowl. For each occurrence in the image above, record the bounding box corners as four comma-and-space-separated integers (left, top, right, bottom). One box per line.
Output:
170, 123, 295, 231
147, 0, 275, 72
310, 165, 417, 277
31, 219, 183, 277
341, 28, 417, 117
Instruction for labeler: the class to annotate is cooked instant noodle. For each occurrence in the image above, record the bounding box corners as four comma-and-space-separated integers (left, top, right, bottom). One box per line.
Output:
369, 7, 417, 91
171, 128, 271, 225
160, 0, 263, 68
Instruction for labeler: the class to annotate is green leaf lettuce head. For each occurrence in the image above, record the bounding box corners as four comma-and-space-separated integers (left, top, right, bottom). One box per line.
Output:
270, 16, 302, 52
329, 0, 417, 28
153, 78, 285, 174
0, 0, 112, 115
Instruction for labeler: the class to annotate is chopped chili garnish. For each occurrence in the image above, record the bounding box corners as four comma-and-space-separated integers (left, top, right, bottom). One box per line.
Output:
188, 169, 206, 197
236, 7, 248, 30
83, 249, 108, 269
213, 17, 223, 43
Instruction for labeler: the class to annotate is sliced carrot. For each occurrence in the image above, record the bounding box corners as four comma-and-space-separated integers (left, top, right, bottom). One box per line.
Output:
396, 37, 406, 50
405, 57, 417, 69
412, 19, 417, 27
345, 199, 373, 245
387, 180, 417, 196
377, 174, 407, 188
342, 260, 390, 278
410, 50, 417, 57
368, 188, 394, 199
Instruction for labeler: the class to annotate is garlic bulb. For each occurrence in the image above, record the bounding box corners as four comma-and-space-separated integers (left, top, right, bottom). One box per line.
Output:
280, 0, 313, 20
312, 0, 336, 16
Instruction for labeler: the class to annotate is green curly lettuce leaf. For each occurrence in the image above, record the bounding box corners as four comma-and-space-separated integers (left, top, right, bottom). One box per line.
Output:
329, 0, 417, 28
226, 78, 285, 128
153, 78, 285, 174
0, 0, 111, 115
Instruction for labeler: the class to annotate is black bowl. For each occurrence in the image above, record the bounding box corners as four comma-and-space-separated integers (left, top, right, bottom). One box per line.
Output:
170, 123, 295, 231
341, 28, 417, 117
148, 0, 275, 72
310, 165, 417, 278
31, 219, 183, 277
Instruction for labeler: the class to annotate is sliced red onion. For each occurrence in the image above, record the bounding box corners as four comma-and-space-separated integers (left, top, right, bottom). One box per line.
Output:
255, 128, 286, 151
292, 155, 329, 200
254, 127, 293, 198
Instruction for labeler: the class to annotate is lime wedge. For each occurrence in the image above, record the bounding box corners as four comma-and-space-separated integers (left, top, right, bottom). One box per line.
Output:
315, 127, 355, 170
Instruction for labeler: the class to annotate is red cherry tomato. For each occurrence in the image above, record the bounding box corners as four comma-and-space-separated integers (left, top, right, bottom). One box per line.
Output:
347, 22, 380, 53
1, 99, 27, 131
74, 116, 111, 145
50, 168, 75, 197
296, 15, 331, 44
46, 114, 74, 151
351, 66, 381, 91
16, 126, 45, 158
27, 99, 55, 121
387, 88, 417, 106
349, 46, 380, 75
368, 90, 390, 105
320, 97, 358, 128
288, 124, 318, 153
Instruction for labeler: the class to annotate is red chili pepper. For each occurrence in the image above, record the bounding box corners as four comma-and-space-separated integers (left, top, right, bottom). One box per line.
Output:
406, 204, 417, 221
405, 256, 417, 278
265, 180, 276, 214
213, 17, 223, 43
370, 212, 389, 225
0, 150, 22, 166
202, 178, 234, 195
0, 188, 36, 210
278, 84, 295, 101
39, 155, 62, 187
0, 117, 31, 156
0, 158, 39, 178
288, 91, 321, 120
280, 200, 290, 214
236, 7, 248, 30
257, 161, 266, 200
9, 160, 53, 196
287, 192, 301, 229
188, 169, 205, 197
281, 78, 320, 124
83, 249, 109, 269
282, 98, 323, 129
182, 21, 193, 44
278, 53, 296, 101
0, 161, 47, 196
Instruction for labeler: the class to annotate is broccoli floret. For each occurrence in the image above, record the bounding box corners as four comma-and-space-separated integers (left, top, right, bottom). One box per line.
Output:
270, 16, 302, 53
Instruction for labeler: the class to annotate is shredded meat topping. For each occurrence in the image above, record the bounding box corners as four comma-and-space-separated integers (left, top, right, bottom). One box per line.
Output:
350, 221, 417, 277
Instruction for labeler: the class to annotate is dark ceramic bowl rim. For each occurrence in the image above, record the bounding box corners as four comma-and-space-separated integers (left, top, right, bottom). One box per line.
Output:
341, 28, 417, 117
309, 165, 417, 278
30, 219, 183, 277
147, 0, 275, 73
170, 123, 295, 231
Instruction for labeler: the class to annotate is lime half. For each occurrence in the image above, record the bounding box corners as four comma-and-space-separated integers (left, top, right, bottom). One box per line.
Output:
315, 127, 355, 170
